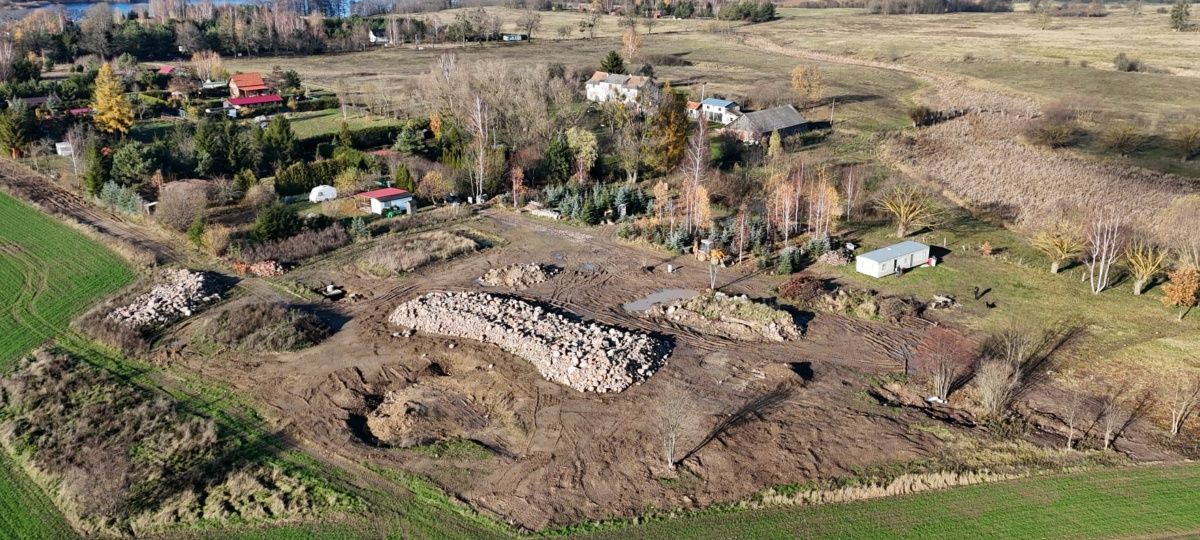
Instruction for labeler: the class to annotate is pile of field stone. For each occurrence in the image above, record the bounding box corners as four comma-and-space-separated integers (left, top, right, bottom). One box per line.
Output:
479, 263, 557, 290
107, 269, 220, 330
389, 291, 670, 393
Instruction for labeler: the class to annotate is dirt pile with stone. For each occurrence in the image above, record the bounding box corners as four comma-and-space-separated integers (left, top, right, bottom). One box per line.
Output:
646, 291, 801, 342
106, 269, 221, 330
479, 263, 558, 289
365, 385, 490, 448
389, 291, 670, 393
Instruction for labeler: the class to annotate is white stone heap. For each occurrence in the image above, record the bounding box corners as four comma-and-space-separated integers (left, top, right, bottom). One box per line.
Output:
107, 269, 220, 330
389, 291, 670, 393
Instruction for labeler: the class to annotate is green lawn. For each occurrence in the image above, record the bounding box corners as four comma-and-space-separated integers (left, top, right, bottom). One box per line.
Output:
0, 452, 75, 540
823, 217, 1200, 377
286, 109, 402, 140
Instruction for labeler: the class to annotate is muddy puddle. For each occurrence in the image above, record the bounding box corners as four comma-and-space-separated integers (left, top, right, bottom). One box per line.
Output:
622, 288, 700, 313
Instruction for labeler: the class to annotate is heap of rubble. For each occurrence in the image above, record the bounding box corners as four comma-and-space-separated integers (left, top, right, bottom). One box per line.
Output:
479, 263, 557, 290
389, 291, 670, 393
646, 292, 802, 342
106, 269, 220, 330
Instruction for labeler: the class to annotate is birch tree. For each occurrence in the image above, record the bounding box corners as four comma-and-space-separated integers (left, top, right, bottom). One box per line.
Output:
1085, 209, 1126, 294
1164, 368, 1200, 437
467, 94, 492, 203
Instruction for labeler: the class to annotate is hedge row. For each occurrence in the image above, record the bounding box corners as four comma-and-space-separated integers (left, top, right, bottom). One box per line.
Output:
297, 124, 401, 154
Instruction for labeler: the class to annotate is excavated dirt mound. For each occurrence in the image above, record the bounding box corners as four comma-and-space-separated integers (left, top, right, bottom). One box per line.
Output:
389, 291, 671, 392
479, 263, 558, 290
646, 292, 802, 342
365, 385, 490, 447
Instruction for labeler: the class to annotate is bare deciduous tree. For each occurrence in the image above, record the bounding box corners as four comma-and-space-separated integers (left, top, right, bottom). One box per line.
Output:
1060, 371, 1087, 450
157, 181, 209, 231
657, 382, 697, 471
1085, 209, 1126, 294
878, 185, 939, 238
1164, 367, 1200, 437
916, 326, 974, 402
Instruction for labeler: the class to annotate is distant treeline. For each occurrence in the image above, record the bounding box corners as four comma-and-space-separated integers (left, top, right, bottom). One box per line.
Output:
786, 0, 1013, 12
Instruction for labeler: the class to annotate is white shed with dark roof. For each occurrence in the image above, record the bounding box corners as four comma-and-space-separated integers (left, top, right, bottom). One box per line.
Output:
855, 241, 932, 278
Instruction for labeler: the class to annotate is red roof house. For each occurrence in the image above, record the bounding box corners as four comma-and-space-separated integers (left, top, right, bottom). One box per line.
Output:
356, 187, 414, 215
227, 95, 283, 108
158, 65, 175, 75
229, 72, 270, 98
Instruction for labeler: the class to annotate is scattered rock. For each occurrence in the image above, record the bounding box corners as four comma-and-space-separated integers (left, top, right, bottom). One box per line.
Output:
389, 292, 671, 393
106, 269, 220, 331
479, 263, 558, 290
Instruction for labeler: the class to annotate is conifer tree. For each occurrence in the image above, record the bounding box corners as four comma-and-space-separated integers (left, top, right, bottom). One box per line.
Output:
92, 63, 134, 135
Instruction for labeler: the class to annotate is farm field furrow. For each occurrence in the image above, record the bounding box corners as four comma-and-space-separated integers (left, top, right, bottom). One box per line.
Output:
0, 192, 134, 368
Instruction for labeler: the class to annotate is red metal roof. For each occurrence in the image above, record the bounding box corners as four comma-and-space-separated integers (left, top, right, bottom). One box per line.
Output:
356, 187, 412, 201
227, 94, 283, 107
230, 72, 266, 89
158, 65, 175, 74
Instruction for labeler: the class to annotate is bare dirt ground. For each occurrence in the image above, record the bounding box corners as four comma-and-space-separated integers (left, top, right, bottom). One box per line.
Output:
149, 209, 1114, 530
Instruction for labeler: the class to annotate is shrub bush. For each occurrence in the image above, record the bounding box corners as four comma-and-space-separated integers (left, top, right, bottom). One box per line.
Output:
1025, 103, 1080, 148
252, 203, 302, 241
157, 180, 209, 231
197, 302, 329, 352
241, 224, 350, 263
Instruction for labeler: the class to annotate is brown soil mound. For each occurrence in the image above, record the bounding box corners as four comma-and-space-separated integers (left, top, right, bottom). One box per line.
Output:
365, 385, 490, 447
646, 292, 802, 342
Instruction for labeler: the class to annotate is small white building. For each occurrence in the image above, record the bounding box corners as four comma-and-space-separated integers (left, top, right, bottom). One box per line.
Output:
356, 187, 414, 216
855, 241, 932, 278
309, 185, 337, 203
501, 33, 528, 42
699, 98, 741, 125
369, 30, 390, 45
55, 142, 73, 157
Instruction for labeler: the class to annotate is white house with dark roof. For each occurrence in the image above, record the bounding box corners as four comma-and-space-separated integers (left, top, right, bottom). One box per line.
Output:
726, 104, 808, 144
585, 71, 659, 107
699, 97, 741, 125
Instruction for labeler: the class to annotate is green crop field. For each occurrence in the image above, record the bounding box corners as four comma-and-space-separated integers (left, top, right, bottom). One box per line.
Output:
0, 192, 134, 368
0, 191, 134, 540
581, 463, 1200, 539
0, 452, 75, 540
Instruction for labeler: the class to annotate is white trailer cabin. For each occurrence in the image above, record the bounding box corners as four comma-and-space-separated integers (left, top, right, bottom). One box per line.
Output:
855, 241, 932, 278
309, 185, 337, 203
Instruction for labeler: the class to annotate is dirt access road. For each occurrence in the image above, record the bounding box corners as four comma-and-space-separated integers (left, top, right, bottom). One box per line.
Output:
161, 209, 967, 530
0, 159, 182, 265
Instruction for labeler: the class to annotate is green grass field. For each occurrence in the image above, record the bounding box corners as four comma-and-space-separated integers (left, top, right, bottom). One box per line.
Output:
0, 192, 134, 368
581, 463, 1200, 539
286, 109, 403, 140
0, 452, 75, 540
824, 217, 1200, 382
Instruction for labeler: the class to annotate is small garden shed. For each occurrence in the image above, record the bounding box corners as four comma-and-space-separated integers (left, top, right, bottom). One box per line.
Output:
855, 241, 932, 278
357, 187, 413, 216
